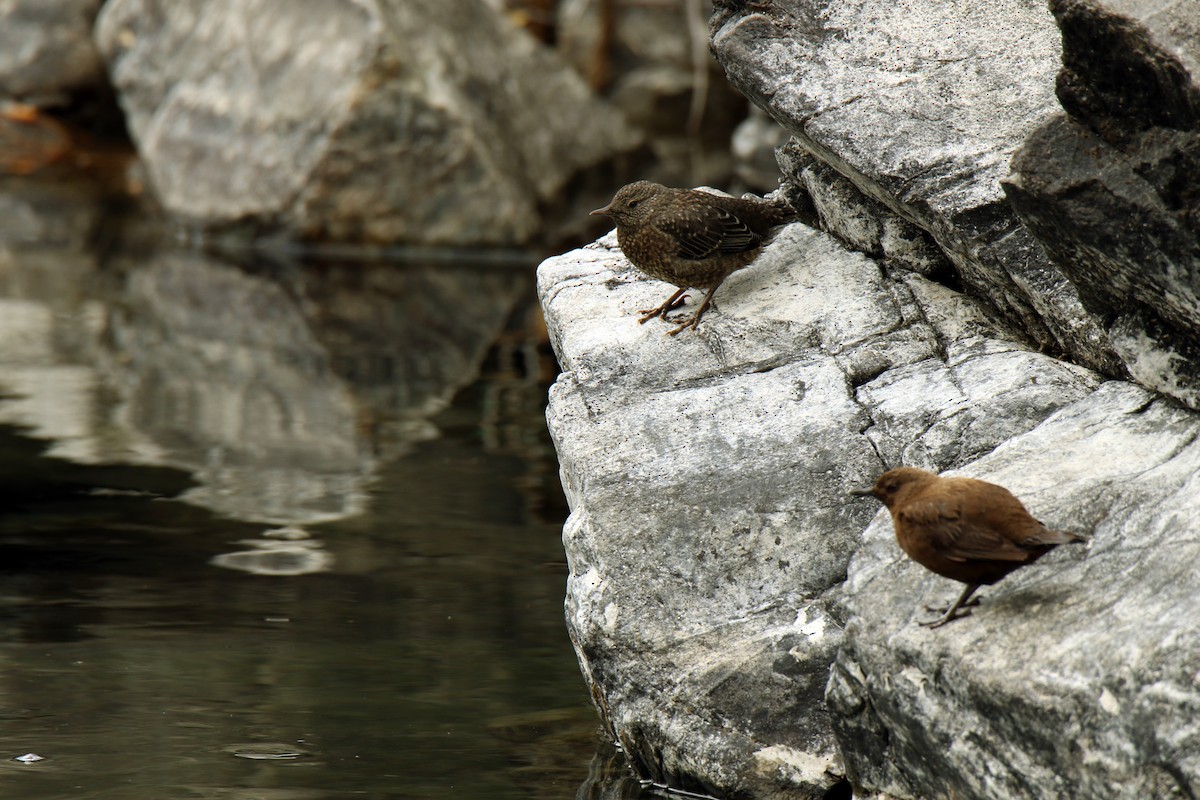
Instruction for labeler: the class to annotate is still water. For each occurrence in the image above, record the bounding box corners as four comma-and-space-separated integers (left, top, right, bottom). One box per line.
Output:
0, 174, 646, 799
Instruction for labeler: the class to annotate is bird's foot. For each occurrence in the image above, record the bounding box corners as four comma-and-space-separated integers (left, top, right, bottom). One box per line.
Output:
918, 595, 981, 629
638, 294, 689, 324
666, 315, 701, 336
919, 607, 973, 628
923, 598, 981, 615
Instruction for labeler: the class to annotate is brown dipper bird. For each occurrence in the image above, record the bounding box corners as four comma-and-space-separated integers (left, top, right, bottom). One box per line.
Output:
850, 467, 1087, 628
590, 181, 794, 335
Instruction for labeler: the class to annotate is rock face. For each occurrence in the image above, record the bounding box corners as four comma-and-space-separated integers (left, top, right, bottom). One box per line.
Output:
1005, 0, 1200, 409
94, 0, 642, 246
831, 381, 1200, 800
540, 219, 1104, 797
0, 0, 105, 102
539, 0, 1200, 798
709, 0, 1122, 377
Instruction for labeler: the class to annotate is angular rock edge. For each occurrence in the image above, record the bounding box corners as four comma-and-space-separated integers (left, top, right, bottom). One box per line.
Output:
540, 1, 1200, 797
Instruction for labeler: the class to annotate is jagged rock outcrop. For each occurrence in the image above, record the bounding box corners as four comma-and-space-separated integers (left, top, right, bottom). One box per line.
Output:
541, 0, 1200, 797
93, 0, 643, 246
831, 380, 1200, 800
709, 0, 1122, 377
540, 218, 1105, 797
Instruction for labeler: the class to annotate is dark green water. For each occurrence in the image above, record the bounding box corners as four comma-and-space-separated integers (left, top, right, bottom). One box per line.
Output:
0, 174, 646, 799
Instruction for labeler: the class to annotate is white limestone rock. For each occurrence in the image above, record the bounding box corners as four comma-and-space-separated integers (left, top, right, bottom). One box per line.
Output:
832, 380, 1200, 799
94, 0, 642, 245
539, 216, 1101, 797
710, 0, 1122, 376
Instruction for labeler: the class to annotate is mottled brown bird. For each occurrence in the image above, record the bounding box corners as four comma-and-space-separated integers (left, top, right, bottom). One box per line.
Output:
851, 467, 1087, 628
590, 181, 794, 335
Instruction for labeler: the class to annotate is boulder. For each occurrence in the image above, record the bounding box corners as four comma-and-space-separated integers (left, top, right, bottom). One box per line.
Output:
94, 0, 643, 246
539, 216, 1102, 797
539, 0, 1200, 796
709, 0, 1122, 376
832, 380, 1200, 800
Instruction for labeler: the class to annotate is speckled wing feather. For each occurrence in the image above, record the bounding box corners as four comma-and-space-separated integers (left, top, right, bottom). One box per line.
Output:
899, 498, 1035, 563
662, 202, 760, 261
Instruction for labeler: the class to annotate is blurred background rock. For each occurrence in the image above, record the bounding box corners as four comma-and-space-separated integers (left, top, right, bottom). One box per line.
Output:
0, 0, 789, 251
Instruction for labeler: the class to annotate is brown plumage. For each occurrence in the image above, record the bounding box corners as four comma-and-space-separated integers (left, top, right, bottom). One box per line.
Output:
590, 181, 795, 335
851, 467, 1087, 628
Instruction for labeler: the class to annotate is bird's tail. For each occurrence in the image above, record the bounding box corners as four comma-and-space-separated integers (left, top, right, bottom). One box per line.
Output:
763, 192, 800, 225
742, 189, 800, 226
1027, 528, 1089, 546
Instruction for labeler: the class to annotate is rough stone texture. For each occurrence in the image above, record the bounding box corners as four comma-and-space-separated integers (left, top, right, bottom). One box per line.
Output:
709, 0, 1122, 376
832, 381, 1200, 800
94, 0, 642, 246
777, 142, 952, 281
1004, 0, 1200, 409
541, 0, 1200, 797
0, 0, 105, 102
539, 219, 1102, 798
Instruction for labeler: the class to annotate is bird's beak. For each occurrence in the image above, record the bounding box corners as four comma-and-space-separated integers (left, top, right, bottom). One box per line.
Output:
590, 205, 611, 217
848, 487, 876, 498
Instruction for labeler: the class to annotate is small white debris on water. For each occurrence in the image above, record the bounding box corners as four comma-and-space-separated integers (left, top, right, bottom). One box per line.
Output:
13, 753, 44, 763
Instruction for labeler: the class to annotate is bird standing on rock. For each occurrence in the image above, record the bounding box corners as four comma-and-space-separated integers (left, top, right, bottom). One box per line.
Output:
590, 181, 795, 335
851, 467, 1088, 628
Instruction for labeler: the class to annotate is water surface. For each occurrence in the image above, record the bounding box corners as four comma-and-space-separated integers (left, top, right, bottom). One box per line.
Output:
0, 172, 645, 799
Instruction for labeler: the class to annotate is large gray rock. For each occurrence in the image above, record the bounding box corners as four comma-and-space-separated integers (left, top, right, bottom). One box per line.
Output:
540, 1, 1200, 797
1004, 0, 1200, 409
709, 0, 1122, 376
539, 216, 1102, 798
832, 380, 1200, 799
0, 0, 105, 102
94, 0, 642, 246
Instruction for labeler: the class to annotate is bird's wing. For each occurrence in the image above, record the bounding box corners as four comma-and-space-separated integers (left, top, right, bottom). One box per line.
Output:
663, 203, 760, 260
899, 498, 1034, 563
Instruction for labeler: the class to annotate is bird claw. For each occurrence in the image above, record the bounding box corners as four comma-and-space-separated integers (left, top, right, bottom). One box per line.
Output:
923, 598, 981, 614
919, 607, 974, 628
637, 294, 689, 323
666, 316, 700, 336
919, 597, 980, 628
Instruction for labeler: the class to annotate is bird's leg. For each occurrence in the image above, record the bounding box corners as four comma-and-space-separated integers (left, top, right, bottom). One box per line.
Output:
666, 279, 725, 336
919, 583, 981, 629
923, 596, 982, 615
638, 287, 689, 324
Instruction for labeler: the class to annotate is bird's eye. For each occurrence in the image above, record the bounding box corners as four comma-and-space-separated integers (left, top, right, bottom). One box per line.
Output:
628, 200, 639, 208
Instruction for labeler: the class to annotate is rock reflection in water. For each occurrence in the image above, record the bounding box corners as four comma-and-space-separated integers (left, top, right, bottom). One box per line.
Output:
97, 250, 524, 529
0, 174, 530, 582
